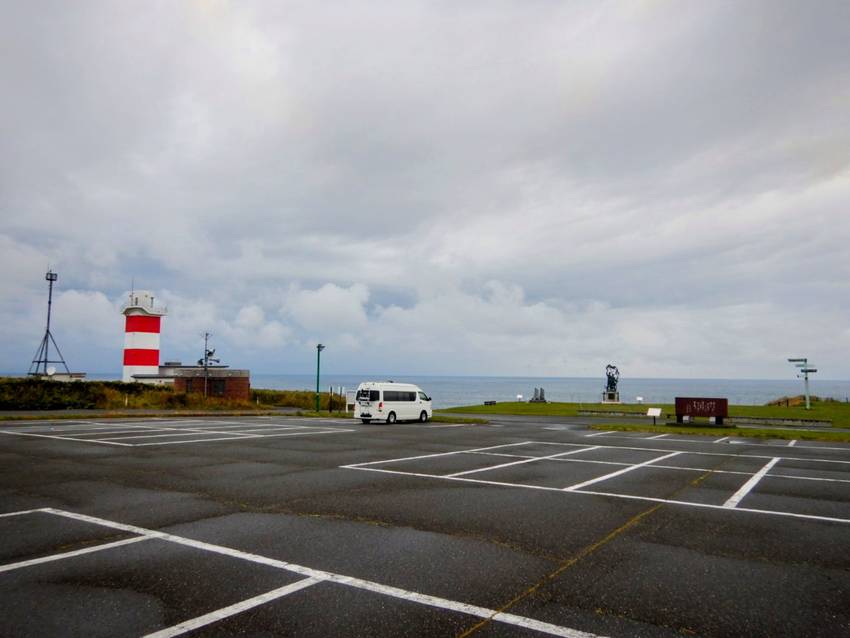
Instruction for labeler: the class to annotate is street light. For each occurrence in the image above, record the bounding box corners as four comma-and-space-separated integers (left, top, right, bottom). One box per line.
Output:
315, 344, 325, 412
788, 357, 817, 410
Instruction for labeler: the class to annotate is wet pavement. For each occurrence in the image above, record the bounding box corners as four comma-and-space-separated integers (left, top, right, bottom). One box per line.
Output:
0, 415, 848, 637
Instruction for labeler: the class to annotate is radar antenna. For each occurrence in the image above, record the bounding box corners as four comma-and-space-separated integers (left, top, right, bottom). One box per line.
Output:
28, 269, 71, 376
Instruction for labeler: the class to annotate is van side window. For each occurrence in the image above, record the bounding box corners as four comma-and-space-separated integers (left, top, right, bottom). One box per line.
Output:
384, 391, 416, 401
418, 392, 428, 400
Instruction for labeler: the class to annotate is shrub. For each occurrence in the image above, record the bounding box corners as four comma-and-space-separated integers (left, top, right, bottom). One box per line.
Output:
0, 377, 255, 411
251, 388, 345, 410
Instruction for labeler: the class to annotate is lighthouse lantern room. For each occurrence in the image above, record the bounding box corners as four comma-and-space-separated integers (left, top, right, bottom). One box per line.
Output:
122, 291, 167, 382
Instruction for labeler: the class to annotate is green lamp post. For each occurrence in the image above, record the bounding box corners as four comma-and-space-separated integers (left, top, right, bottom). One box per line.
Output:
315, 344, 325, 412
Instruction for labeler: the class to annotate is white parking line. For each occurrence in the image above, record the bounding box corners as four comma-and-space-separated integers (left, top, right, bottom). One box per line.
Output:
0, 509, 44, 518
424, 423, 472, 428
203, 426, 310, 434
0, 420, 89, 428
0, 422, 356, 447
99, 423, 310, 439
131, 429, 355, 446
591, 432, 850, 453
0, 431, 133, 446
563, 452, 682, 492
143, 577, 322, 638
100, 430, 259, 441
446, 446, 600, 478
470, 451, 850, 484
354, 440, 850, 471
40, 508, 601, 638
531, 441, 850, 466
344, 442, 536, 468
3, 420, 281, 437
344, 466, 850, 525
2, 421, 214, 437
584, 431, 613, 438
788, 440, 797, 447
15, 425, 128, 434
57, 428, 187, 437
0, 536, 150, 573
9, 420, 258, 434
723, 457, 781, 508
645, 433, 669, 440
179, 423, 309, 432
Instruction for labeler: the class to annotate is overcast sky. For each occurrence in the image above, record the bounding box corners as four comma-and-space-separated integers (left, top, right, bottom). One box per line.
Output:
2, 1, 849, 379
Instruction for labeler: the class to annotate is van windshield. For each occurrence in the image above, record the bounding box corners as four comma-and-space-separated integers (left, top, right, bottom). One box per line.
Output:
357, 389, 380, 401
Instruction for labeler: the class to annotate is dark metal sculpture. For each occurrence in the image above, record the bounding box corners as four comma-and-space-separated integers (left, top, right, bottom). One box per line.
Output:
605, 364, 620, 393
529, 387, 547, 403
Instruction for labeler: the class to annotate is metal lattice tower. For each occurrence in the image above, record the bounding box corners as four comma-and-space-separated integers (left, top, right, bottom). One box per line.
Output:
28, 269, 71, 376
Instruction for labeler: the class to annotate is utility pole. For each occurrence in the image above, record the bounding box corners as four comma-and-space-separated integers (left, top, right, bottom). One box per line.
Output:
788, 358, 818, 410
315, 344, 325, 412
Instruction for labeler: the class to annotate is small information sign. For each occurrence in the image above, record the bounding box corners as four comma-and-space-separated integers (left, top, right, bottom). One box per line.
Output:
647, 407, 662, 424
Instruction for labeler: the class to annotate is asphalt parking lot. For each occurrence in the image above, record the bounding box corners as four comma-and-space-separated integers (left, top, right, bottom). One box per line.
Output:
1, 415, 848, 637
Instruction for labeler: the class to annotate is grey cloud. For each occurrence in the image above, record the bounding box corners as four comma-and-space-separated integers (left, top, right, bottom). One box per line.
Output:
1, 1, 849, 378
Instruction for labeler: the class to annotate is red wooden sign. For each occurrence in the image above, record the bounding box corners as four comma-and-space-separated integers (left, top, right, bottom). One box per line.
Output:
674, 397, 728, 418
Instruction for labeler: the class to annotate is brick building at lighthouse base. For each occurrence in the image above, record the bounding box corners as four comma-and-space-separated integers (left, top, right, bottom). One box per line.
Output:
121, 290, 250, 400
134, 362, 251, 400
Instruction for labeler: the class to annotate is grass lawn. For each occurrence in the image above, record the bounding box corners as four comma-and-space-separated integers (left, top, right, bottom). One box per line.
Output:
441, 400, 850, 428
590, 423, 850, 443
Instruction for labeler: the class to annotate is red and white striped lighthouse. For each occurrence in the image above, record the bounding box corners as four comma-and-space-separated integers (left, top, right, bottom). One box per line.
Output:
121, 290, 167, 382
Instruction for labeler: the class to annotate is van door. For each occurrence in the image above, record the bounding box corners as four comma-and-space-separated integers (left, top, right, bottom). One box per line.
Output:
407, 390, 422, 421
356, 388, 381, 419
418, 391, 432, 419
402, 390, 414, 420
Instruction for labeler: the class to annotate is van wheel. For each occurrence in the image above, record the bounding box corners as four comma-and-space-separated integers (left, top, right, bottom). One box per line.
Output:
361, 419, 371, 424
387, 412, 397, 424
419, 411, 428, 423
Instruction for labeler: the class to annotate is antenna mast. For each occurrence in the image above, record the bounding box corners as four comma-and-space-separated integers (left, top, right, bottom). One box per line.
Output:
197, 332, 219, 398
28, 269, 71, 376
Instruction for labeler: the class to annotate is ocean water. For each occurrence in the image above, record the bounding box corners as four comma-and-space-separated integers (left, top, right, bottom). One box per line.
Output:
15, 372, 849, 409
248, 374, 850, 409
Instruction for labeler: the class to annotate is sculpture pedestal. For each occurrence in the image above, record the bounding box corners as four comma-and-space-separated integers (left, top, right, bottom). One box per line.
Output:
601, 391, 620, 404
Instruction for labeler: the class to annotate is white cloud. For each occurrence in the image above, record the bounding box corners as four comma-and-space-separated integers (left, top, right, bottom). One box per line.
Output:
225, 305, 290, 349
284, 283, 370, 334
1, 2, 849, 378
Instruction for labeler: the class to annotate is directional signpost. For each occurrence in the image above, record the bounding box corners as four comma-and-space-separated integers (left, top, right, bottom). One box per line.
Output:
788, 357, 817, 410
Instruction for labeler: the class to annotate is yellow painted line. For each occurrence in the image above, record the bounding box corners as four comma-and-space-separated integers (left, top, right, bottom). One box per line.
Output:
456, 467, 719, 637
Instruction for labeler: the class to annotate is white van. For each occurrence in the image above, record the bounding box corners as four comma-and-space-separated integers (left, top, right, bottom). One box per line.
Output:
355, 381, 433, 424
